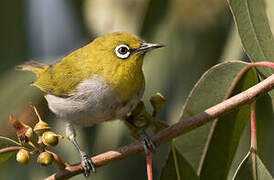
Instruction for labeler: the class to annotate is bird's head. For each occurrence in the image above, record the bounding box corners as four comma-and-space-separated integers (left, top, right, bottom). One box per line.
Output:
87, 32, 164, 73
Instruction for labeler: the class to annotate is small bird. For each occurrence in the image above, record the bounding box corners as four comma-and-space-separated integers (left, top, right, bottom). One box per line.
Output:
17, 32, 163, 176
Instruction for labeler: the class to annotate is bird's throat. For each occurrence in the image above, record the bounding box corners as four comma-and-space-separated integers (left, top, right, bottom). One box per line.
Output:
102, 61, 144, 101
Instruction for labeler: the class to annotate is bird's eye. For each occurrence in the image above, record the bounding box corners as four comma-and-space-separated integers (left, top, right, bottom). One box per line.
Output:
115, 44, 130, 59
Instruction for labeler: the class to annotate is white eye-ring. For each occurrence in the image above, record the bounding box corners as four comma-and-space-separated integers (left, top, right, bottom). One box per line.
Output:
115, 44, 131, 59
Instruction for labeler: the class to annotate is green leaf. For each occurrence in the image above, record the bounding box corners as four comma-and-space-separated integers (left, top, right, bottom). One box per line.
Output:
199, 68, 258, 180
160, 142, 199, 180
0, 147, 20, 164
0, 136, 20, 164
255, 94, 274, 172
174, 61, 249, 171
233, 150, 273, 180
0, 136, 20, 149
228, 0, 274, 78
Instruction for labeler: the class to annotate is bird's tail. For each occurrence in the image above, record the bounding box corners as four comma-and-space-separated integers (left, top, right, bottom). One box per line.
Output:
16, 61, 49, 76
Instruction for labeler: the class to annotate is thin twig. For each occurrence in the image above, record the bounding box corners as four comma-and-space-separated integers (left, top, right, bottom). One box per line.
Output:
250, 102, 257, 150
0, 146, 22, 153
146, 152, 153, 180
45, 74, 274, 180
250, 102, 257, 179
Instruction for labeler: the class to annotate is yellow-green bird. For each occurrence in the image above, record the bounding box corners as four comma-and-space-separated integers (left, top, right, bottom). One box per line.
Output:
17, 32, 163, 176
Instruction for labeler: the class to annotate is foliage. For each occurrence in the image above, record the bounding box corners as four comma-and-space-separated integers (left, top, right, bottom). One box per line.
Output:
160, 0, 274, 180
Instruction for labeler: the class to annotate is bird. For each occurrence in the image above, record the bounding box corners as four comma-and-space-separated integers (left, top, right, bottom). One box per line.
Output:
17, 32, 163, 177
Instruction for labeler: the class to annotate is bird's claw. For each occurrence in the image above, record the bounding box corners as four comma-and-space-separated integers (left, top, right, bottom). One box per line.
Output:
80, 152, 95, 177
139, 131, 156, 154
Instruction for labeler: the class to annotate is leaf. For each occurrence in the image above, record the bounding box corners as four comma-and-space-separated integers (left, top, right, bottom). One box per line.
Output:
199, 68, 258, 180
228, 0, 274, 78
0, 147, 22, 164
0, 150, 14, 164
174, 61, 249, 171
160, 142, 199, 180
233, 150, 273, 180
0, 136, 20, 164
0, 136, 20, 149
255, 94, 274, 172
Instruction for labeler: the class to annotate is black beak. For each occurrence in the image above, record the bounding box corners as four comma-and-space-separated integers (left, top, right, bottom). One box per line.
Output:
135, 42, 164, 53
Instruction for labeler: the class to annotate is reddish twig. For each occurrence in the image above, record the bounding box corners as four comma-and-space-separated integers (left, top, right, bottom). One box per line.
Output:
45, 74, 274, 180
0, 146, 22, 153
250, 102, 257, 178
250, 102, 257, 150
251, 61, 274, 69
146, 152, 153, 180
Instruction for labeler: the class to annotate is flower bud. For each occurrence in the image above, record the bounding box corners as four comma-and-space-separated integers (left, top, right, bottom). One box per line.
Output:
16, 149, 30, 165
42, 131, 58, 146
9, 115, 33, 143
37, 152, 54, 166
25, 128, 34, 141
150, 93, 165, 111
32, 106, 51, 136
34, 119, 50, 136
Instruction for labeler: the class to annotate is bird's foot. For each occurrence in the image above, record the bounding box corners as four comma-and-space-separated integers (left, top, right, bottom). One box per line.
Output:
80, 151, 95, 177
139, 131, 156, 154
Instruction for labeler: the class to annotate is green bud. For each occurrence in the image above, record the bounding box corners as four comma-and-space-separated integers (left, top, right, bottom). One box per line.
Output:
25, 128, 34, 141
34, 120, 50, 136
37, 152, 54, 166
42, 131, 59, 146
32, 106, 51, 136
150, 93, 165, 111
16, 149, 30, 165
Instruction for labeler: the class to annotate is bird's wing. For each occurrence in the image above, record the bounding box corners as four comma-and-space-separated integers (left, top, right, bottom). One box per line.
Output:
33, 55, 90, 97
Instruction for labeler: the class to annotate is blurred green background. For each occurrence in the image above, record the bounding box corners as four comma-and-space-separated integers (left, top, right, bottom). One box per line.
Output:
0, 0, 273, 179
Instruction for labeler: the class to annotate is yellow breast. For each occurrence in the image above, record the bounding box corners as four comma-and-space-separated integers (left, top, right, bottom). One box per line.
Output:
100, 54, 145, 101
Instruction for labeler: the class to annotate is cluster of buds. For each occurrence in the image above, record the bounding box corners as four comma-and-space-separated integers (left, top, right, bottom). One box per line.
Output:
9, 106, 63, 168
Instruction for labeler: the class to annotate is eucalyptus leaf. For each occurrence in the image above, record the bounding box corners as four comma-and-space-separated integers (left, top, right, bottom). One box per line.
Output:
228, 0, 274, 78
255, 94, 274, 174
160, 143, 199, 180
0, 136, 20, 164
0, 136, 20, 148
0, 147, 21, 164
175, 61, 248, 171
233, 150, 273, 180
160, 61, 254, 178
199, 68, 258, 180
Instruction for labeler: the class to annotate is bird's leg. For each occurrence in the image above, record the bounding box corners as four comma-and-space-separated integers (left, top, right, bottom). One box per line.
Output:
124, 116, 156, 154
66, 123, 95, 177
138, 130, 156, 154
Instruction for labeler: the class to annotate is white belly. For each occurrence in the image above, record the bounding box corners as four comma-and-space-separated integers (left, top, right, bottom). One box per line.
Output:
45, 77, 144, 127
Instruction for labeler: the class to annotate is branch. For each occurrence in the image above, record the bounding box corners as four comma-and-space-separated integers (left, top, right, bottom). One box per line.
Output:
45, 74, 274, 180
